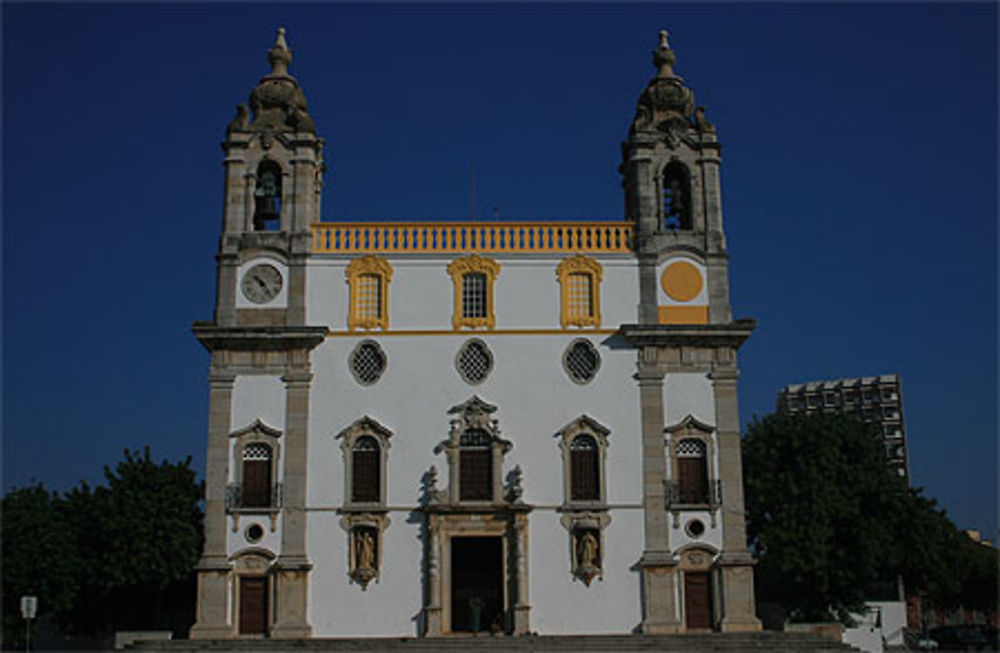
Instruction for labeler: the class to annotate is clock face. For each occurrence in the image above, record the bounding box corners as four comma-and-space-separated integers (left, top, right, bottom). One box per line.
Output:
241, 263, 283, 304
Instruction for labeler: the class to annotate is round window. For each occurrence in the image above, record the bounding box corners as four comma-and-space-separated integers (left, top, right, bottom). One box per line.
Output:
563, 339, 600, 384
245, 523, 265, 543
456, 339, 493, 385
685, 519, 706, 539
350, 340, 387, 385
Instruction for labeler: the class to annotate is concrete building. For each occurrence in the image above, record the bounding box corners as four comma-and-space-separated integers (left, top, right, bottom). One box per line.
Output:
189, 28, 761, 639
776, 374, 909, 481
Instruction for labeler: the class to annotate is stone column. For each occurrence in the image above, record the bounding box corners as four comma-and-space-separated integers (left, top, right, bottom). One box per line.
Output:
424, 515, 442, 636
512, 513, 531, 635
711, 364, 762, 632
190, 369, 236, 639
271, 369, 313, 638
637, 349, 681, 633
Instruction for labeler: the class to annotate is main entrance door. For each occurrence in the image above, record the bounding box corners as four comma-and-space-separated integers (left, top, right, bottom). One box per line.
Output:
684, 572, 713, 630
450, 536, 503, 633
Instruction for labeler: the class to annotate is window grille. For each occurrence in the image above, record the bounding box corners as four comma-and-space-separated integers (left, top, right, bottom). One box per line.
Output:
243, 443, 272, 461
676, 439, 706, 457
351, 436, 380, 503
457, 340, 493, 384
350, 341, 386, 385
459, 429, 492, 501
676, 438, 709, 504
564, 339, 600, 384
570, 435, 599, 501
355, 274, 382, 322
242, 444, 272, 508
461, 273, 487, 319
567, 273, 593, 319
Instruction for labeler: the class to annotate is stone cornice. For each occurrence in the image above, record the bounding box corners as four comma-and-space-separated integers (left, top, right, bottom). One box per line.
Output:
192, 323, 327, 352
618, 319, 756, 349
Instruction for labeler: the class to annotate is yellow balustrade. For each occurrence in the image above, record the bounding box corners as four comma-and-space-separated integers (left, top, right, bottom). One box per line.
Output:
311, 221, 633, 254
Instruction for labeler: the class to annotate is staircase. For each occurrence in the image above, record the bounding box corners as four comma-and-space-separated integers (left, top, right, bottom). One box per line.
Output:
128, 632, 860, 652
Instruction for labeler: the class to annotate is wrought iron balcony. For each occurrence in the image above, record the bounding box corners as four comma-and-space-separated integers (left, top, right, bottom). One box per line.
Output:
225, 482, 283, 511
664, 479, 722, 509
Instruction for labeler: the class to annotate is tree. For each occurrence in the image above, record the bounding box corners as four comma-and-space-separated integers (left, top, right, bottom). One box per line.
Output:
60, 447, 204, 635
1, 483, 80, 647
743, 412, 909, 623
2, 449, 203, 642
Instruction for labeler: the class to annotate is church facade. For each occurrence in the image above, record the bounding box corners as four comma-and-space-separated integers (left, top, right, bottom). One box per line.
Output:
189, 29, 761, 639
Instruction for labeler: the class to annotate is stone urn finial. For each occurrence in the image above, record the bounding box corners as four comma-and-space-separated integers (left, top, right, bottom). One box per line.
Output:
652, 28, 677, 78
267, 27, 293, 78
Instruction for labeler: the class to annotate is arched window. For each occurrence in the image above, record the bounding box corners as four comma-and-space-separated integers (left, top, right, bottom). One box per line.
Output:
459, 428, 492, 501
570, 435, 600, 501
253, 161, 283, 232
556, 255, 603, 329
242, 443, 273, 508
676, 438, 709, 504
346, 256, 393, 331
447, 255, 501, 329
352, 436, 381, 503
663, 161, 692, 231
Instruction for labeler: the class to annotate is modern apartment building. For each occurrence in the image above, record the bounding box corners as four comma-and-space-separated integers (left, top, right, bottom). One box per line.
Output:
776, 375, 909, 481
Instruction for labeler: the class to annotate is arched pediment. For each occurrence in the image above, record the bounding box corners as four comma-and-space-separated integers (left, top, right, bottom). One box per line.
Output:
229, 419, 283, 439
556, 414, 611, 440
335, 415, 393, 442
664, 414, 715, 435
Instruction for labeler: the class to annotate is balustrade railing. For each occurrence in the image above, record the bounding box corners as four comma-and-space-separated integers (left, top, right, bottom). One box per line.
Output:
311, 221, 633, 254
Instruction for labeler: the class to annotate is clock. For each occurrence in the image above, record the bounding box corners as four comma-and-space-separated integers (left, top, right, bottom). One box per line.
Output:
241, 263, 283, 304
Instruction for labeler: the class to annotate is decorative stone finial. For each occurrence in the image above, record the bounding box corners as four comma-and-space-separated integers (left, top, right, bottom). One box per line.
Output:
267, 27, 293, 78
652, 28, 677, 79
275, 27, 288, 51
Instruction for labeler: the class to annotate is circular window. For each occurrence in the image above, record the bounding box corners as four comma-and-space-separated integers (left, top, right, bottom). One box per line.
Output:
245, 523, 265, 543
685, 519, 706, 539
456, 339, 493, 385
350, 340, 387, 386
563, 339, 601, 384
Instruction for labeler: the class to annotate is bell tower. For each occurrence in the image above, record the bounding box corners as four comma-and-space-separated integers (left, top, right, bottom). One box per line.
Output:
621, 30, 731, 327
190, 29, 326, 640
214, 27, 323, 328
620, 31, 761, 634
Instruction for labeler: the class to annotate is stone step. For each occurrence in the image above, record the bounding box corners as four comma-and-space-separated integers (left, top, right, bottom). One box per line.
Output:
128, 633, 859, 653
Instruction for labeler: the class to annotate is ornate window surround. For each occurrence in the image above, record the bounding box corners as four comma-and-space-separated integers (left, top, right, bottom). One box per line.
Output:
335, 416, 393, 511
555, 415, 611, 510
345, 255, 393, 331
227, 420, 283, 531
664, 414, 720, 527
555, 255, 603, 328
435, 396, 512, 506
447, 255, 500, 330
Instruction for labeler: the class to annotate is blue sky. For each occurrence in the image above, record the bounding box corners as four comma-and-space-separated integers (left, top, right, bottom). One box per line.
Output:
3, 4, 997, 536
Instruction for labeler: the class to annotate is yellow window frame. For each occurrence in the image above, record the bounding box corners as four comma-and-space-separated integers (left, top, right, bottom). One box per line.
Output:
447, 255, 501, 330
556, 255, 603, 328
346, 255, 393, 331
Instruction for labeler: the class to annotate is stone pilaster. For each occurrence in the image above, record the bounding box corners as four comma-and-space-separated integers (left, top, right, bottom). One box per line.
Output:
637, 348, 681, 633
271, 369, 313, 638
710, 365, 761, 632
512, 513, 531, 635
424, 515, 443, 636
190, 370, 235, 639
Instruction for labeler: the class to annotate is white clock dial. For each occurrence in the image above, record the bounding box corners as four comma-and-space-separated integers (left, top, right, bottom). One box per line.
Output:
241, 263, 283, 304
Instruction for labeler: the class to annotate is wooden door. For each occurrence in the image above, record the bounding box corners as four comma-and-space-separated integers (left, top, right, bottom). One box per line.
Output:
678, 457, 708, 504
684, 572, 712, 630
242, 459, 271, 508
239, 577, 268, 635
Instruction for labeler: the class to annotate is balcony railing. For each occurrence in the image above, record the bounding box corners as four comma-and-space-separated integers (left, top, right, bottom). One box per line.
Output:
311, 221, 634, 254
225, 483, 283, 511
664, 479, 722, 509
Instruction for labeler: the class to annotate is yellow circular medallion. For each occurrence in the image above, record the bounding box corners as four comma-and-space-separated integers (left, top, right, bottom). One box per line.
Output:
661, 261, 703, 302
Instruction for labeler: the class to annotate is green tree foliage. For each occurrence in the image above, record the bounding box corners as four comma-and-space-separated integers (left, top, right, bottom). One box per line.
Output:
1, 449, 203, 642
744, 412, 997, 624
1, 484, 79, 647
744, 412, 906, 623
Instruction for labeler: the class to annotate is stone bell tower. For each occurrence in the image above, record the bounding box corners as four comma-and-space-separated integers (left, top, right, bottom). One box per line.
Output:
190, 29, 326, 640
620, 31, 761, 634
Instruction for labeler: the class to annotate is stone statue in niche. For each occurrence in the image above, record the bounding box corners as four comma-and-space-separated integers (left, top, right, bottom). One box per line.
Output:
351, 527, 378, 589
574, 530, 601, 586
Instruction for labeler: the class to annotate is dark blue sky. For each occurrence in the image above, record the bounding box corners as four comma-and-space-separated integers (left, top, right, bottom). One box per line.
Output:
3, 4, 997, 536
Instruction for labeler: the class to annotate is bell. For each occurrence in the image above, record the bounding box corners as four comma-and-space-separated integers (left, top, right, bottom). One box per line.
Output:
255, 195, 278, 222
